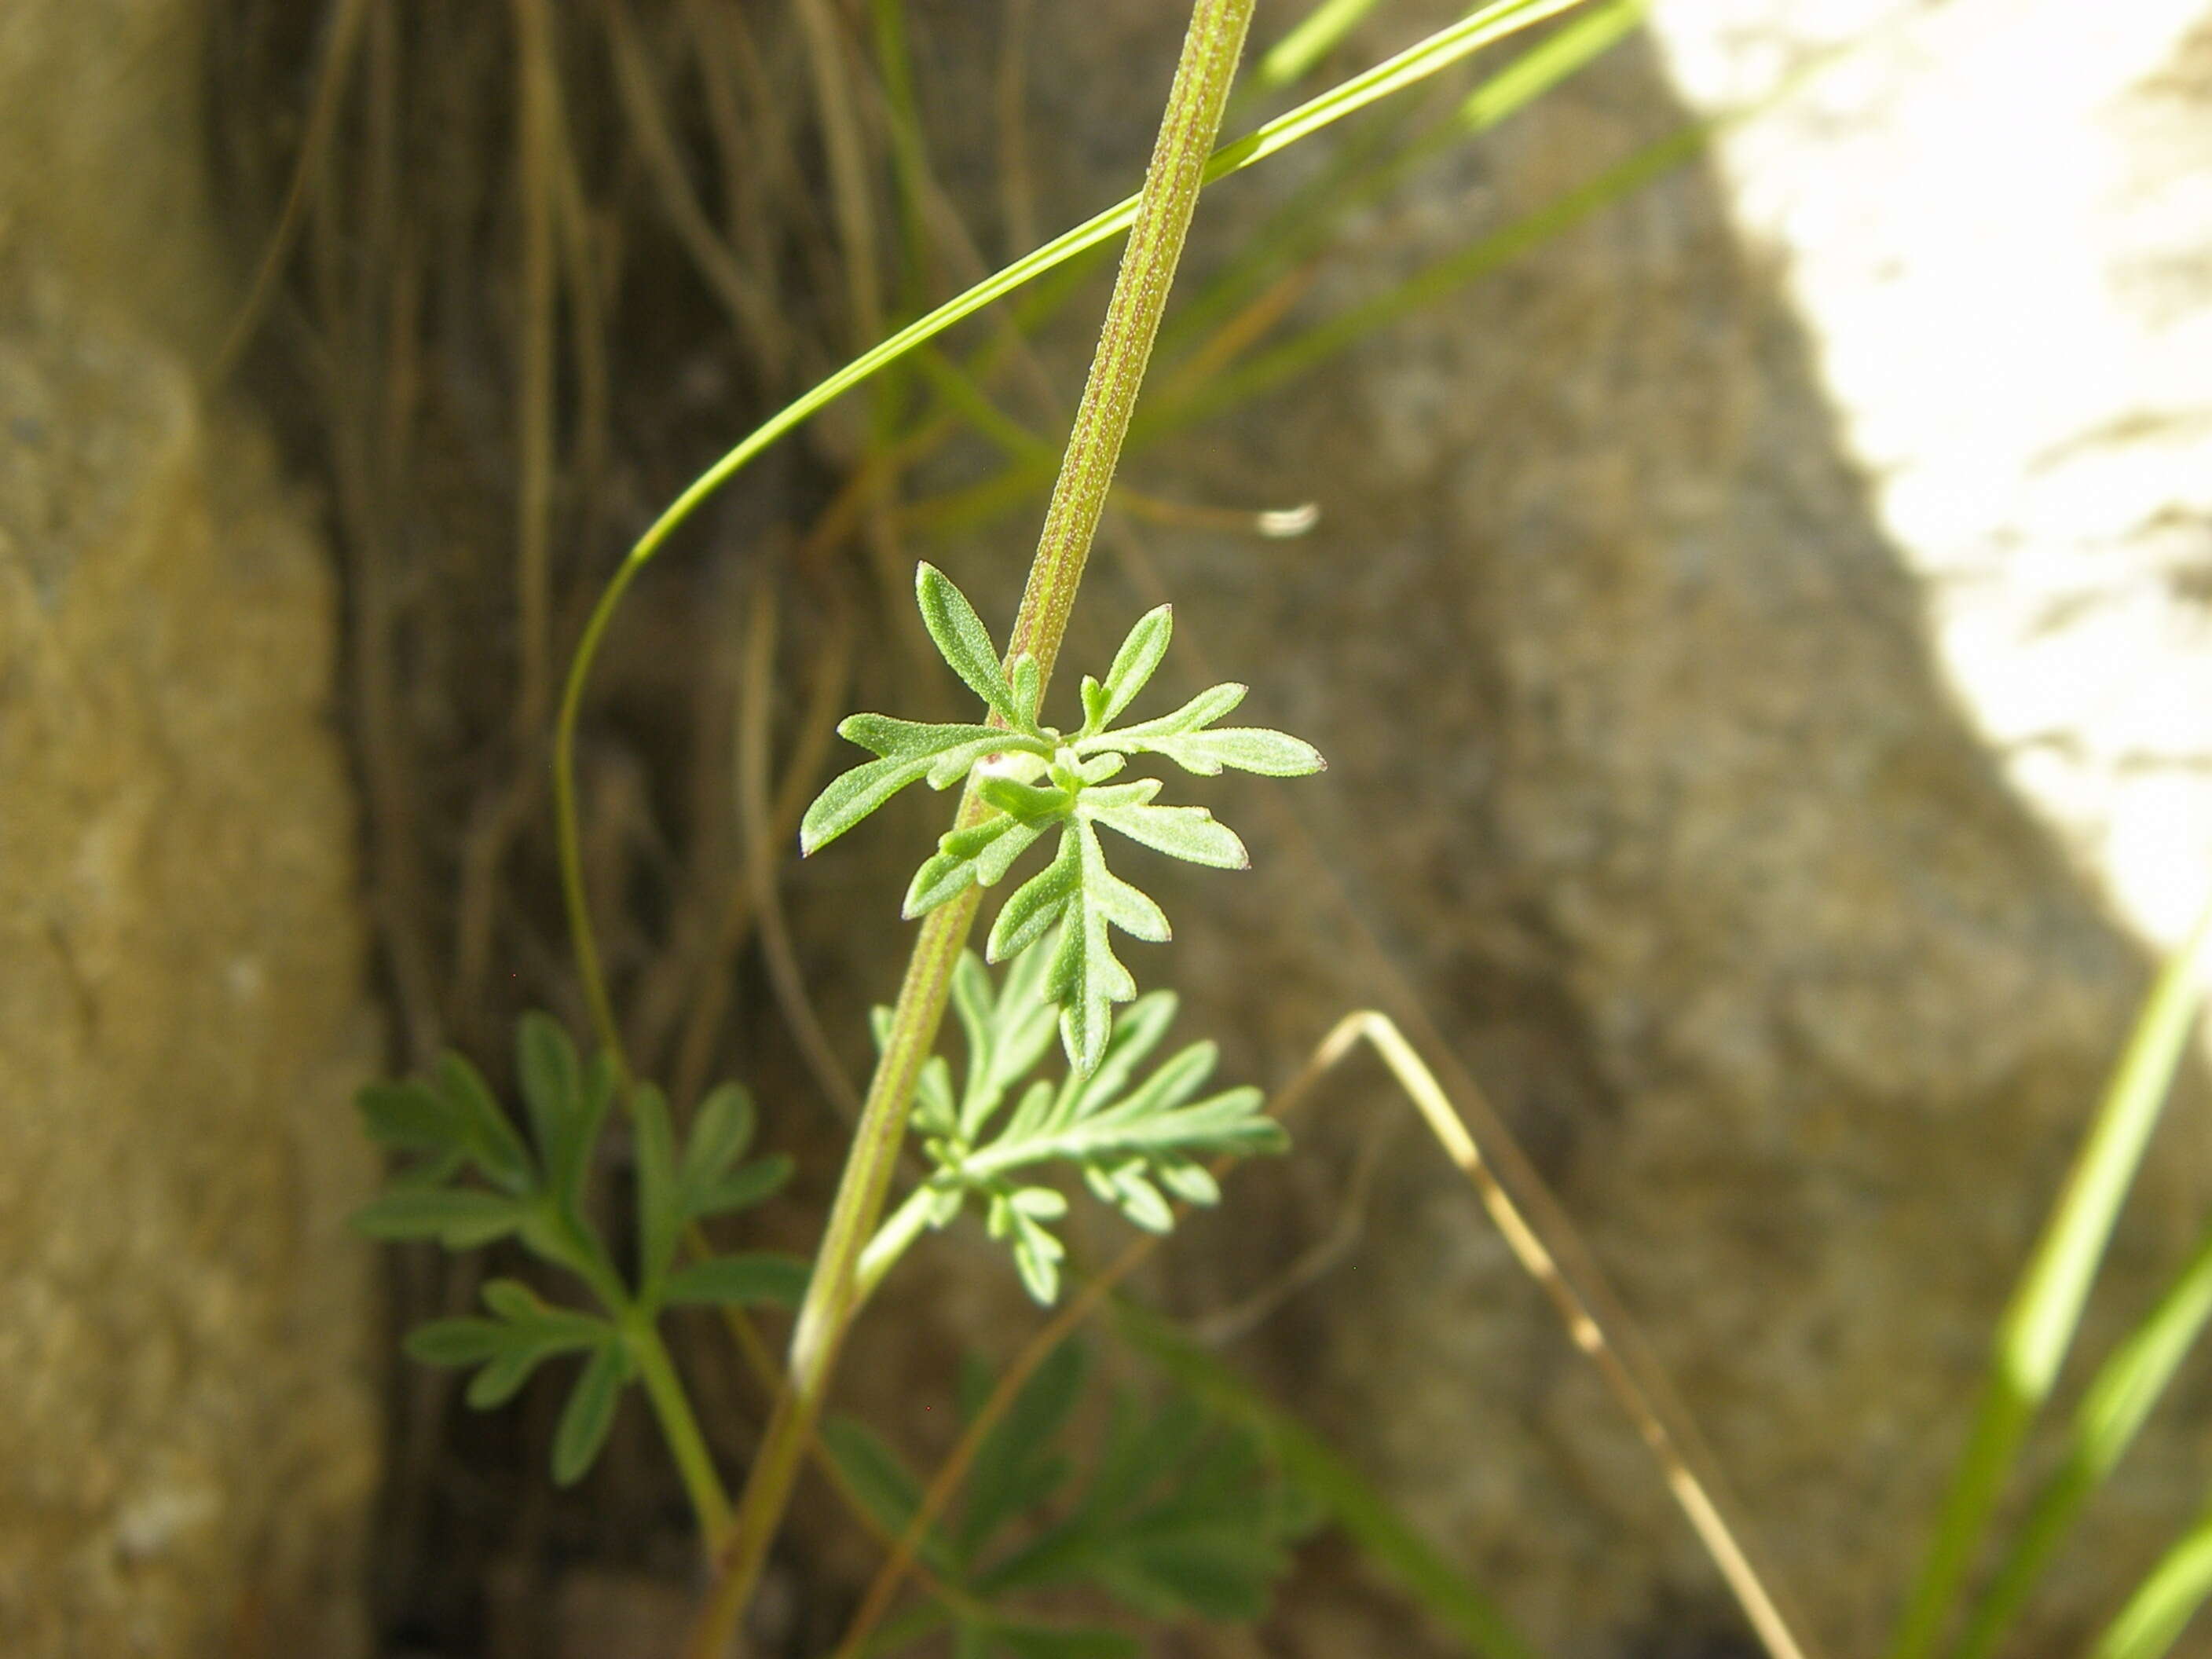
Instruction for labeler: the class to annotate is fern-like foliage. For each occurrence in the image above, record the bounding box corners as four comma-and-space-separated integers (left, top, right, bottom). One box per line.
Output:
353, 1013, 807, 1485
824, 1338, 1319, 1657
802, 562, 1324, 1073
870, 940, 1287, 1305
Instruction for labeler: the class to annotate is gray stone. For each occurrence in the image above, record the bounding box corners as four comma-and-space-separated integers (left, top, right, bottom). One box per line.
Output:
0, 1, 380, 1653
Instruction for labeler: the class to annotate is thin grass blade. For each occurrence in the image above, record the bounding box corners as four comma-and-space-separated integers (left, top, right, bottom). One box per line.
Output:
1889, 900, 2212, 1659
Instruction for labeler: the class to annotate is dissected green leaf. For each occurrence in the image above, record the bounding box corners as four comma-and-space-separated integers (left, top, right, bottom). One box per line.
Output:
679, 1082, 757, 1202
516, 1011, 580, 1164
353, 1187, 526, 1249
1115, 1296, 1532, 1659
1086, 793, 1248, 870
546, 1050, 614, 1217
881, 949, 1285, 1305
661, 1252, 811, 1309
685, 1153, 794, 1221
632, 1082, 683, 1294
917, 562, 1024, 725
906, 813, 1051, 917
989, 827, 1083, 965
802, 730, 1015, 855
1086, 605, 1173, 734
1082, 683, 1244, 750
992, 1627, 1141, 1659
975, 1384, 1302, 1629
820, 1416, 963, 1580
1152, 726, 1326, 778
961, 1338, 1090, 1558
404, 1317, 516, 1368
439, 1051, 535, 1194
406, 1281, 611, 1410
988, 1188, 1068, 1305
357, 1080, 457, 1152
551, 1337, 628, 1486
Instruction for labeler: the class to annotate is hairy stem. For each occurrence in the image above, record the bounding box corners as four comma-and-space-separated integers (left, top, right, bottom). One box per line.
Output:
683, 4, 1255, 1651
551, 0, 1579, 1079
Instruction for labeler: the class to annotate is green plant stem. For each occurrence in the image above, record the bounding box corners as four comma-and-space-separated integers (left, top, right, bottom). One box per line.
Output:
1890, 899, 2212, 1659
628, 1313, 734, 1545
856, 1183, 939, 1302
681, 4, 1257, 1651
558, 1211, 737, 1547
551, 0, 1586, 1078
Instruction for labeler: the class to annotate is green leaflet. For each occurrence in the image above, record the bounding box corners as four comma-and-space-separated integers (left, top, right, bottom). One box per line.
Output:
552, 1338, 629, 1486
354, 1012, 806, 1488
802, 563, 1322, 1074
866, 950, 1286, 1306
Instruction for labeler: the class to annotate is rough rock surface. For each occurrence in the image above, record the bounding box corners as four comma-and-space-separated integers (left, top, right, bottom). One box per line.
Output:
0, 2, 380, 1654
861, 3, 2212, 1654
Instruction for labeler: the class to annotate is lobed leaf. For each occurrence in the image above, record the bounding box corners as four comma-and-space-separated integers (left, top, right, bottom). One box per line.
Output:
632, 1083, 683, 1294
906, 813, 1052, 918
802, 729, 1023, 856
991, 1627, 1141, 1659
917, 563, 1023, 725
1087, 797, 1248, 870
1082, 683, 1246, 751
515, 1011, 580, 1163
989, 828, 1082, 965
551, 1338, 628, 1486
1057, 823, 1166, 1074
548, 1049, 615, 1218
439, 1051, 535, 1194
353, 1187, 526, 1249
961, 1338, 1090, 1556
679, 1082, 757, 1202
684, 1153, 795, 1222
357, 1080, 456, 1152
1146, 726, 1326, 778
1084, 604, 1173, 734
661, 1252, 811, 1309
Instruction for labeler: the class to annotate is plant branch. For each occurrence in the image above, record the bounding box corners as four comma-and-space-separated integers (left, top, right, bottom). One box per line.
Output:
552, 0, 1587, 1079
680, 4, 1257, 1651
629, 1314, 734, 1544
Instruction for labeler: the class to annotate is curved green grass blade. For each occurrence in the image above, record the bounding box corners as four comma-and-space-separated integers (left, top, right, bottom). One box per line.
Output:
555, 0, 1602, 1061
1890, 899, 2212, 1659
1260, 0, 1392, 89
2091, 1518, 2212, 1659
1953, 1223, 2212, 1659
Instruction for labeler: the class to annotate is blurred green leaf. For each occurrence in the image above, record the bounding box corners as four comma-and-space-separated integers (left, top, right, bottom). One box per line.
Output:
551, 1338, 628, 1487
353, 1187, 526, 1249
516, 1011, 581, 1168
632, 1082, 683, 1295
357, 1079, 456, 1152
959, 1338, 1089, 1559
661, 1253, 810, 1309
439, 1051, 535, 1195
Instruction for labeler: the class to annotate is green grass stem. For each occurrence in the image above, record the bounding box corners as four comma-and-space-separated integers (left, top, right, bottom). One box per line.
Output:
681, 2, 1259, 1647
1890, 899, 2212, 1659
1953, 1220, 2212, 1659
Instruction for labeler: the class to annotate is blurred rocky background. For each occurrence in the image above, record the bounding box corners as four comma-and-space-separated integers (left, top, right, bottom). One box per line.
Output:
5, 0, 2212, 1656
0, 1, 380, 1654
